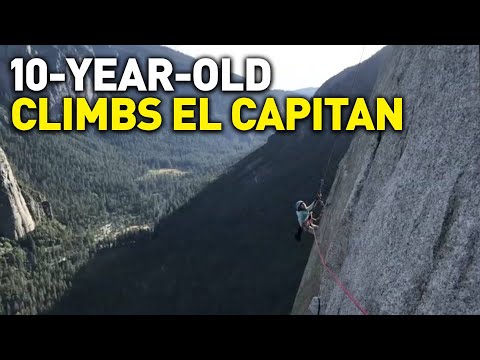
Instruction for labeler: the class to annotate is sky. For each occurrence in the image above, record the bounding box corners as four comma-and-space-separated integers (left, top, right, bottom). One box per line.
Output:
165, 45, 386, 91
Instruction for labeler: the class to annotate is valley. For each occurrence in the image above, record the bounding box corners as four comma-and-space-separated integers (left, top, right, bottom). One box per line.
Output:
0, 45, 284, 315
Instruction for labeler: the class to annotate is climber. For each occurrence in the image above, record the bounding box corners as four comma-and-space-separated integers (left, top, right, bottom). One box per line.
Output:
294, 193, 324, 242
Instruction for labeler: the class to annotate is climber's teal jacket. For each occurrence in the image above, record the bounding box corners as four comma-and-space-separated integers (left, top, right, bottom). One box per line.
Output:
296, 201, 316, 227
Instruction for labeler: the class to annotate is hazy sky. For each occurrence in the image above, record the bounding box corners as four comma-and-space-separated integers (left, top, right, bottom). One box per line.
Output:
165, 45, 386, 91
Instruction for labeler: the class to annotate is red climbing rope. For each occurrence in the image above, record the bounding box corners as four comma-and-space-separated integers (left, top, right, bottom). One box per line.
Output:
313, 232, 369, 315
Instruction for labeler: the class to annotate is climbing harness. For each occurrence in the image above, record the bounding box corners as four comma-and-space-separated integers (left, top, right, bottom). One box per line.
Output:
310, 46, 369, 316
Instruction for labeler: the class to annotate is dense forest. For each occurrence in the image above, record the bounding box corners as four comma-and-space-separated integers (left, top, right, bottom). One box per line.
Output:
0, 125, 264, 316
0, 125, 266, 233
0, 45, 287, 315
0, 45, 280, 233
0, 221, 90, 315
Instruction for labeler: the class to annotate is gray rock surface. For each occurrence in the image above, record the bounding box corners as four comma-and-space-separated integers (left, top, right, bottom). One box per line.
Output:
22, 189, 52, 222
293, 45, 480, 315
0, 147, 35, 240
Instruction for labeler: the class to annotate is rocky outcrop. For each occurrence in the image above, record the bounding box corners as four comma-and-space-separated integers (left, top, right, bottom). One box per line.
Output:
22, 189, 53, 222
293, 45, 480, 315
40, 201, 53, 220
23, 191, 44, 222
0, 147, 35, 240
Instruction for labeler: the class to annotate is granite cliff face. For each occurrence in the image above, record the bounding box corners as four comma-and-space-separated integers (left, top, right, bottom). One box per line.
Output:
0, 147, 35, 240
293, 45, 480, 315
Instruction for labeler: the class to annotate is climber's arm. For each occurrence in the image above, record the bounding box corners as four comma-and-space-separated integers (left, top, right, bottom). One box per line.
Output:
305, 200, 317, 212
306, 194, 325, 212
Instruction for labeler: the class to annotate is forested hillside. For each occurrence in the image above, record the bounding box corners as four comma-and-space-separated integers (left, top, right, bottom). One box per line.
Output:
0, 45, 288, 315
0, 45, 278, 234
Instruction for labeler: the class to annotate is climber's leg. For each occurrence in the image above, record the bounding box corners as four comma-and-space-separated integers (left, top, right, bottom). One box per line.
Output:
312, 212, 323, 225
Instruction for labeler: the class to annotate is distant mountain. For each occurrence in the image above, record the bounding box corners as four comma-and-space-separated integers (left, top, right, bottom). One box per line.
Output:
292, 87, 318, 98
51, 47, 393, 315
